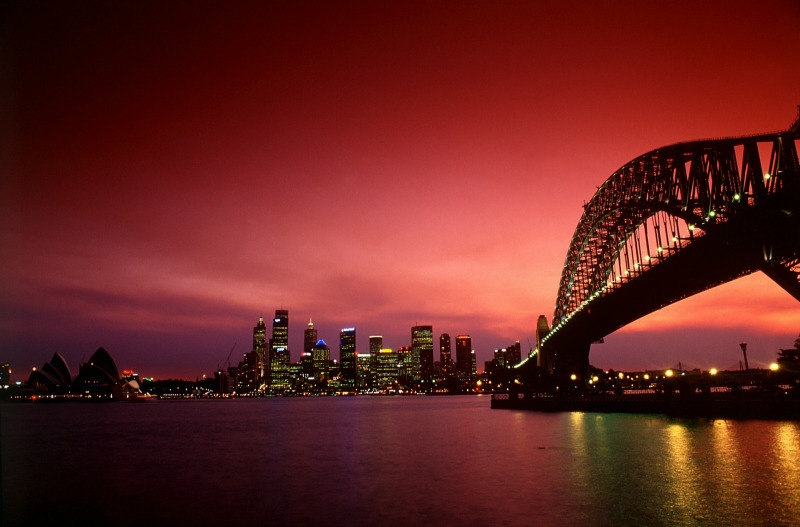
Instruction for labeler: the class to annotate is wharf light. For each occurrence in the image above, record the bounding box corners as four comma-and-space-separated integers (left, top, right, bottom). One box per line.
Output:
665, 369, 674, 378
570, 374, 577, 381
709, 368, 718, 376
770, 363, 779, 371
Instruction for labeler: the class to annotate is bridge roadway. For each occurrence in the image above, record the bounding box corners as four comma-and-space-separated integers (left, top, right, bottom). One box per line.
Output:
519, 114, 800, 390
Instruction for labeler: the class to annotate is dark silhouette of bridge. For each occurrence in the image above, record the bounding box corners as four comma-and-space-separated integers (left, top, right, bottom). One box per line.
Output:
520, 110, 800, 388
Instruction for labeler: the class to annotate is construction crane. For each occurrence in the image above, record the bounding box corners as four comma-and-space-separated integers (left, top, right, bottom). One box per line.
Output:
218, 342, 236, 371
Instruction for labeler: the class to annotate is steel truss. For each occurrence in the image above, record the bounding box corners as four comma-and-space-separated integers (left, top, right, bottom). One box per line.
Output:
552, 127, 800, 331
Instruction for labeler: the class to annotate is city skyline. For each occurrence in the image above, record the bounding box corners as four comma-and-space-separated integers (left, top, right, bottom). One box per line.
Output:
3, 1, 800, 379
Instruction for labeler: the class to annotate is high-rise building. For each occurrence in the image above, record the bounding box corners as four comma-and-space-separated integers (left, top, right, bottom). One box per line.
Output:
376, 348, 399, 390
439, 333, 452, 375
312, 339, 331, 387
369, 336, 383, 388
356, 352, 371, 391
506, 340, 522, 366
339, 327, 357, 388
304, 319, 318, 356
412, 325, 433, 379
456, 334, 473, 376
0, 362, 10, 387
269, 309, 290, 391
253, 316, 267, 381
397, 346, 412, 384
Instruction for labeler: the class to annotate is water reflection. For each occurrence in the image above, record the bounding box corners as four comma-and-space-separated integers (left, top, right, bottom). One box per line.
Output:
771, 422, 800, 520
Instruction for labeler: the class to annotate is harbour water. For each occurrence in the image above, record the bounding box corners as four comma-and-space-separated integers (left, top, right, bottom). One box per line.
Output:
2, 396, 799, 526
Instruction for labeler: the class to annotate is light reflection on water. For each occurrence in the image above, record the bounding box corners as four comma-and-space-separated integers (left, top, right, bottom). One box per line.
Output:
2, 397, 798, 526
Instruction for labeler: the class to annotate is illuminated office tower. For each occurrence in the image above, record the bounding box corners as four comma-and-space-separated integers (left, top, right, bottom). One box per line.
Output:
506, 340, 522, 366
253, 316, 267, 381
312, 339, 331, 388
269, 309, 290, 390
412, 325, 433, 379
439, 333, 452, 376
376, 348, 399, 390
369, 336, 383, 387
397, 346, 412, 384
356, 353, 371, 391
456, 334, 473, 375
304, 319, 318, 355
339, 327, 357, 388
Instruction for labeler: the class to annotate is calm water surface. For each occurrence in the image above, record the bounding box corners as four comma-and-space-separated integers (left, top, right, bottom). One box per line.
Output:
2, 396, 799, 526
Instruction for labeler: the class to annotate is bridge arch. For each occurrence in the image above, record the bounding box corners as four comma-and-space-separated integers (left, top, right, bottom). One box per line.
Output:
528, 120, 800, 379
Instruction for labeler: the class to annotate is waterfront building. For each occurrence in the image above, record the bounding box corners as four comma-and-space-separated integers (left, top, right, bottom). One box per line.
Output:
312, 339, 331, 390
369, 336, 383, 388
235, 351, 259, 391
439, 333, 453, 376
339, 327, 357, 389
376, 348, 399, 390
26, 352, 72, 394
356, 352, 371, 391
253, 316, 267, 381
71, 347, 121, 398
397, 345, 413, 385
456, 335, 473, 375
412, 325, 433, 379
0, 363, 10, 387
494, 348, 507, 368
506, 340, 522, 366
269, 310, 291, 391
304, 319, 317, 356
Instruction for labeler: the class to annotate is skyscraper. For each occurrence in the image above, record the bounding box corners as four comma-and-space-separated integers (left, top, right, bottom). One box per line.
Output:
369, 335, 383, 388
301, 319, 317, 389
506, 340, 522, 366
269, 309, 290, 391
253, 316, 267, 382
439, 333, 452, 375
304, 318, 317, 356
339, 327, 357, 388
312, 339, 331, 388
456, 334, 473, 376
412, 325, 433, 379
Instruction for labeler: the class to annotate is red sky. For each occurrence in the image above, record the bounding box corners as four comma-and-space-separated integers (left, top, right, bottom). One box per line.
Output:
2, 0, 799, 380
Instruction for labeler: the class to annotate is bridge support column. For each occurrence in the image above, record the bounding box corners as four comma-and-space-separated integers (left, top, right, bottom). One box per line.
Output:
554, 341, 591, 393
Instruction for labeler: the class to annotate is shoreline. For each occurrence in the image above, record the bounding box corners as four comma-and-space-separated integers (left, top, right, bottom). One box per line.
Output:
490, 392, 800, 420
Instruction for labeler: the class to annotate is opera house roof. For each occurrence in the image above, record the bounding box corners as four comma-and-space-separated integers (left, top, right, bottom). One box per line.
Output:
27, 347, 122, 397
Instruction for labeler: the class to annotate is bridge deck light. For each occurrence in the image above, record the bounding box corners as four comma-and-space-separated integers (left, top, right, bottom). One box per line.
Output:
733, 193, 741, 201
709, 210, 716, 218
764, 173, 771, 179
688, 224, 695, 231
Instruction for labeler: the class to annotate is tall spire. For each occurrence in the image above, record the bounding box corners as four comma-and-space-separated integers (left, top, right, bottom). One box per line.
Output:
308, 317, 314, 329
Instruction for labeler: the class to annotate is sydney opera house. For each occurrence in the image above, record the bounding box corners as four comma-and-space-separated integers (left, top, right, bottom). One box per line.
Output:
26, 347, 140, 399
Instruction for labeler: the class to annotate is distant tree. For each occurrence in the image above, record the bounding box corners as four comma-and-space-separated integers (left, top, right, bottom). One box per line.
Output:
776, 333, 800, 373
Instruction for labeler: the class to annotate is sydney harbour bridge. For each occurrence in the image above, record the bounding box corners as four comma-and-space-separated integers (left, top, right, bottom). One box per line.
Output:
518, 110, 800, 390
